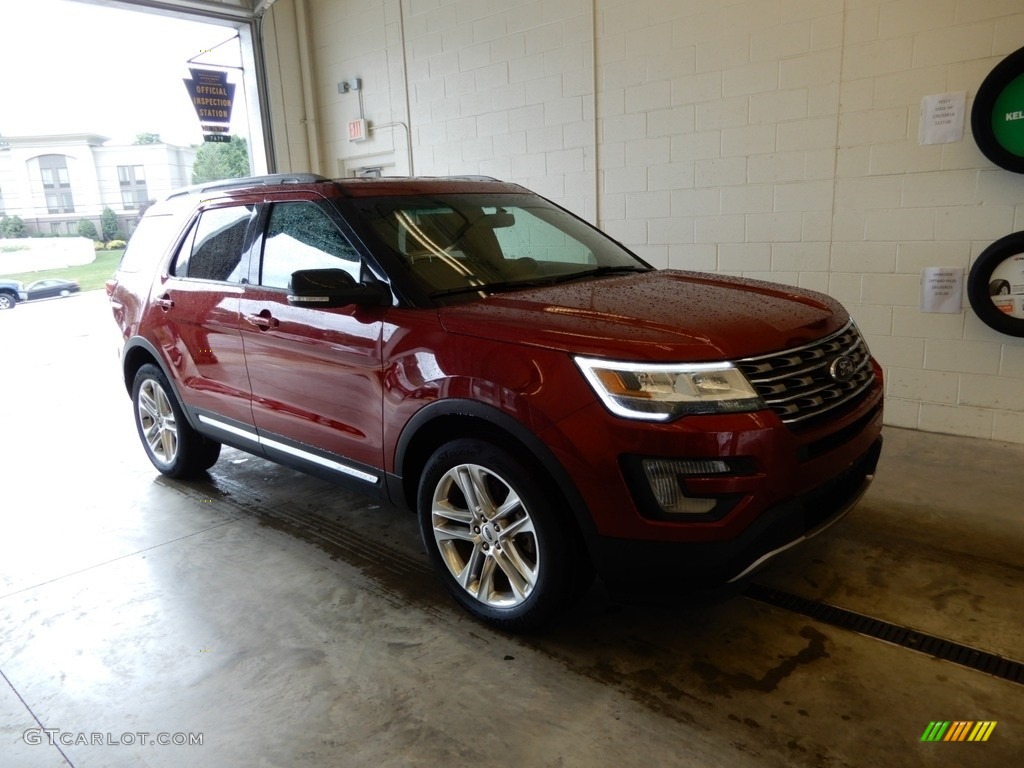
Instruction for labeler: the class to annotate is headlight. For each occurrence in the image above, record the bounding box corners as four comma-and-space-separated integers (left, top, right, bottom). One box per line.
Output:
575, 357, 765, 421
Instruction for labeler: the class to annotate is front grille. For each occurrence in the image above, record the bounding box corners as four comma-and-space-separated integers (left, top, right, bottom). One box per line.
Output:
737, 320, 875, 425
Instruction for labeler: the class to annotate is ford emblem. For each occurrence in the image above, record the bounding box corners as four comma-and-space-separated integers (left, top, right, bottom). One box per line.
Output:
830, 355, 855, 383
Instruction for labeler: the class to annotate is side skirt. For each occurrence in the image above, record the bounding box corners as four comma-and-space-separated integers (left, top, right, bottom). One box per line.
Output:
192, 410, 388, 500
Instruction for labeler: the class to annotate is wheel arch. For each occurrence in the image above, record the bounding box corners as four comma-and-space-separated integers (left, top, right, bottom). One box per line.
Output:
121, 337, 167, 393
120, 338, 205, 433
390, 399, 599, 549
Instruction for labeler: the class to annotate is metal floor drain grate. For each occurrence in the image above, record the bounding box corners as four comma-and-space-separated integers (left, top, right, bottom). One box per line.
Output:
745, 584, 1024, 686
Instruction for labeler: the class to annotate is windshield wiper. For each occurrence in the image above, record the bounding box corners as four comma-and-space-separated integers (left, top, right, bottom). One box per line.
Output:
547, 265, 651, 284
429, 266, 651, 299
429, 278, 556, 299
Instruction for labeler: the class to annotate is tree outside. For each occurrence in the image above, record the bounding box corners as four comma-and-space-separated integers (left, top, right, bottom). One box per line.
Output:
77, 219, 99, 240
101, 207, 121, 242
134, 132, 162, 145
0, 215, 28, 238
191, 135, 251, 184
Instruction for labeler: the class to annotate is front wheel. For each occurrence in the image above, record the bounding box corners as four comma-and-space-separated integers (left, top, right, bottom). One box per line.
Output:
132, 364, 221, 478
417, 438, 582, 631
0, 294, 15, 310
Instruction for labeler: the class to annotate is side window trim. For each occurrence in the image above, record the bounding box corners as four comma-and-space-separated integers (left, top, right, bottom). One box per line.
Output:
168, 214, 199, 278
169, 203, 259, 284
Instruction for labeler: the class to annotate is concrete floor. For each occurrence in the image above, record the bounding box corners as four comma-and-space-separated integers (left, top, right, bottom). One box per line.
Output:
1, 291, 1021, 767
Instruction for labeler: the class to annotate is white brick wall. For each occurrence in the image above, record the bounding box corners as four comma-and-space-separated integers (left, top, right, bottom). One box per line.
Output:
270, 0, 1024, 444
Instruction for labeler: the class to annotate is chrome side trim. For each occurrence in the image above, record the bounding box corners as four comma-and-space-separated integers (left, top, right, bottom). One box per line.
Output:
197, 415, 378, 484
261, 436, 378, 483
727, 471, 875, 584
198, 414, 258, 442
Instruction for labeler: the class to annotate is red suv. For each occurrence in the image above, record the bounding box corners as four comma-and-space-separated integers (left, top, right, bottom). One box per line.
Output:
108, 174, 883, 630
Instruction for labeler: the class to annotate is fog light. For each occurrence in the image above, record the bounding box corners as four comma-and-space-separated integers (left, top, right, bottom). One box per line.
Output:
642, 459, 721, 515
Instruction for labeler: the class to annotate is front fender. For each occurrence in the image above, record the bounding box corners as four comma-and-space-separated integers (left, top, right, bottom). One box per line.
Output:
389, 397, 600, 545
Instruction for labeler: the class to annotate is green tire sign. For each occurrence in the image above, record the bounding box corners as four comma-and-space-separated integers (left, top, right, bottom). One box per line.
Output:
992, 74, 1024, 156
973, 46, 1024, 172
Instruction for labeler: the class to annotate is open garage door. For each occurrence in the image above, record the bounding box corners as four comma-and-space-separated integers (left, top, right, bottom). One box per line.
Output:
69, 0, 275, 174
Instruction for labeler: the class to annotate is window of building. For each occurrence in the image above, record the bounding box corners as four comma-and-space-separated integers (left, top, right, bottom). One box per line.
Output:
118, 164, 149, 210
39, 155, 75, 213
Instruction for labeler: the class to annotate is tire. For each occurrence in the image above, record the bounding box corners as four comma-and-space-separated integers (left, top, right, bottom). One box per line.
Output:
132, 363, 221, 478
59, 289, 70, 297
417, 438, 582, 631
0, 293, 15, 310
967, 231, 1024, 337
971, 45, 1024, 174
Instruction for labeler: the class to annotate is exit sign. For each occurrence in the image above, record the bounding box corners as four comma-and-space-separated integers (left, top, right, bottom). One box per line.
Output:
348, 119, 368, 142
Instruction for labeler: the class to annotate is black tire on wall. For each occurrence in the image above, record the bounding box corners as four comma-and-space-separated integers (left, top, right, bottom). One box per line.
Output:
971, 45, 1024, 174
967, 231, 1024, 338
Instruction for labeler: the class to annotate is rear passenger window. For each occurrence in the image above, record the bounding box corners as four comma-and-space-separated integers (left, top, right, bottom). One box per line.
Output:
259, 202, 360, 289
173, 205, 253, 282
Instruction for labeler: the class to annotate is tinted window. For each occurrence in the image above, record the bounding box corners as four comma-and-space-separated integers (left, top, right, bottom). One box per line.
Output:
259, 202, 360, 289
174, 205, 253, 282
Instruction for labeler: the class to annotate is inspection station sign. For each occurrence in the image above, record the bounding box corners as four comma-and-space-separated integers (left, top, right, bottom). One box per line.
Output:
183, 68, 235, 143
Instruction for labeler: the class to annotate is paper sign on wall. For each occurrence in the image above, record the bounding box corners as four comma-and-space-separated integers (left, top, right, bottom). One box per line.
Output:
919, 92, 966, 145
921, 267, 964, 313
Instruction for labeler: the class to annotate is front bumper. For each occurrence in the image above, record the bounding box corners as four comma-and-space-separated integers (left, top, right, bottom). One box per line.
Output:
588, 436, 882, 591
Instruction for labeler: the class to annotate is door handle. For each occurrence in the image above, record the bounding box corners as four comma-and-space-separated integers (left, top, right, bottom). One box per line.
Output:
244, 310, 280, 330
155, 295, 174, 310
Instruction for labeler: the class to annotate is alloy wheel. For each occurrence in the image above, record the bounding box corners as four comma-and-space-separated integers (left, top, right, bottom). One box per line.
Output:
430, 463, 540, 608
137, 378, 178, 465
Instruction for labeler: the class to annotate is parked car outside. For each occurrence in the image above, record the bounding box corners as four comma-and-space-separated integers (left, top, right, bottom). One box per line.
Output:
19, 278, 80, 302
0, 279, 20, 309
107, 174, 884, 630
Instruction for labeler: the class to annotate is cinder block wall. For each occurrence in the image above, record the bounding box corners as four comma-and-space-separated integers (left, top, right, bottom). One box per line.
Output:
267, 0, 1024, 443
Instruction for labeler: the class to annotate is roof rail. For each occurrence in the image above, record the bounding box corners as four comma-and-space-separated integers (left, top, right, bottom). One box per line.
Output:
167, 173, 330, 200
444, 175, 501, 182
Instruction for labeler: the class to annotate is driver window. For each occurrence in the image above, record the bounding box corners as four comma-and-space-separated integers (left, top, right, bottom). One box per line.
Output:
260, 202, 360, 289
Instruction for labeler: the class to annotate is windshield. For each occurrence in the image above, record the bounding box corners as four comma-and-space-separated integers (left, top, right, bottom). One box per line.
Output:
351, 193, 650, 301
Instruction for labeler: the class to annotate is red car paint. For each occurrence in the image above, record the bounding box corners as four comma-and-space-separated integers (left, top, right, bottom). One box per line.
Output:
110, 174, 883, 614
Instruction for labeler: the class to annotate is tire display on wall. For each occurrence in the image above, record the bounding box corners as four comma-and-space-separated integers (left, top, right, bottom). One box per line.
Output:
967, 231, 1024, 337
971, 45, 1024, 173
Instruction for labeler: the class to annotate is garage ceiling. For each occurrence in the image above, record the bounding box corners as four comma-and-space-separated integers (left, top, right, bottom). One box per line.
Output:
68, 0, 276, 23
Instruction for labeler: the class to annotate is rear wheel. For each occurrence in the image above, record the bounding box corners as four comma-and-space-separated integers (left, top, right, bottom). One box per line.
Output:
132, 364, 221, 478
418, 438, 582, 631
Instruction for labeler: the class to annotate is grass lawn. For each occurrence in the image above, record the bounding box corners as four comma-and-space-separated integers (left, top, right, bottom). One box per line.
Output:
3, 250, 124, 293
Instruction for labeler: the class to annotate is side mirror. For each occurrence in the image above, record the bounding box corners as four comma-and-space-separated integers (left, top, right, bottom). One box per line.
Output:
287, 268, 390, 308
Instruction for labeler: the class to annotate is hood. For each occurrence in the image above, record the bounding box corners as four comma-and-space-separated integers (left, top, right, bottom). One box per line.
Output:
437, 270, 847, 361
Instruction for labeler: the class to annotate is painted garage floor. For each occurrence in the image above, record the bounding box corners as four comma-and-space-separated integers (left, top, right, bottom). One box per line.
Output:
1, 292, 1020, 767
